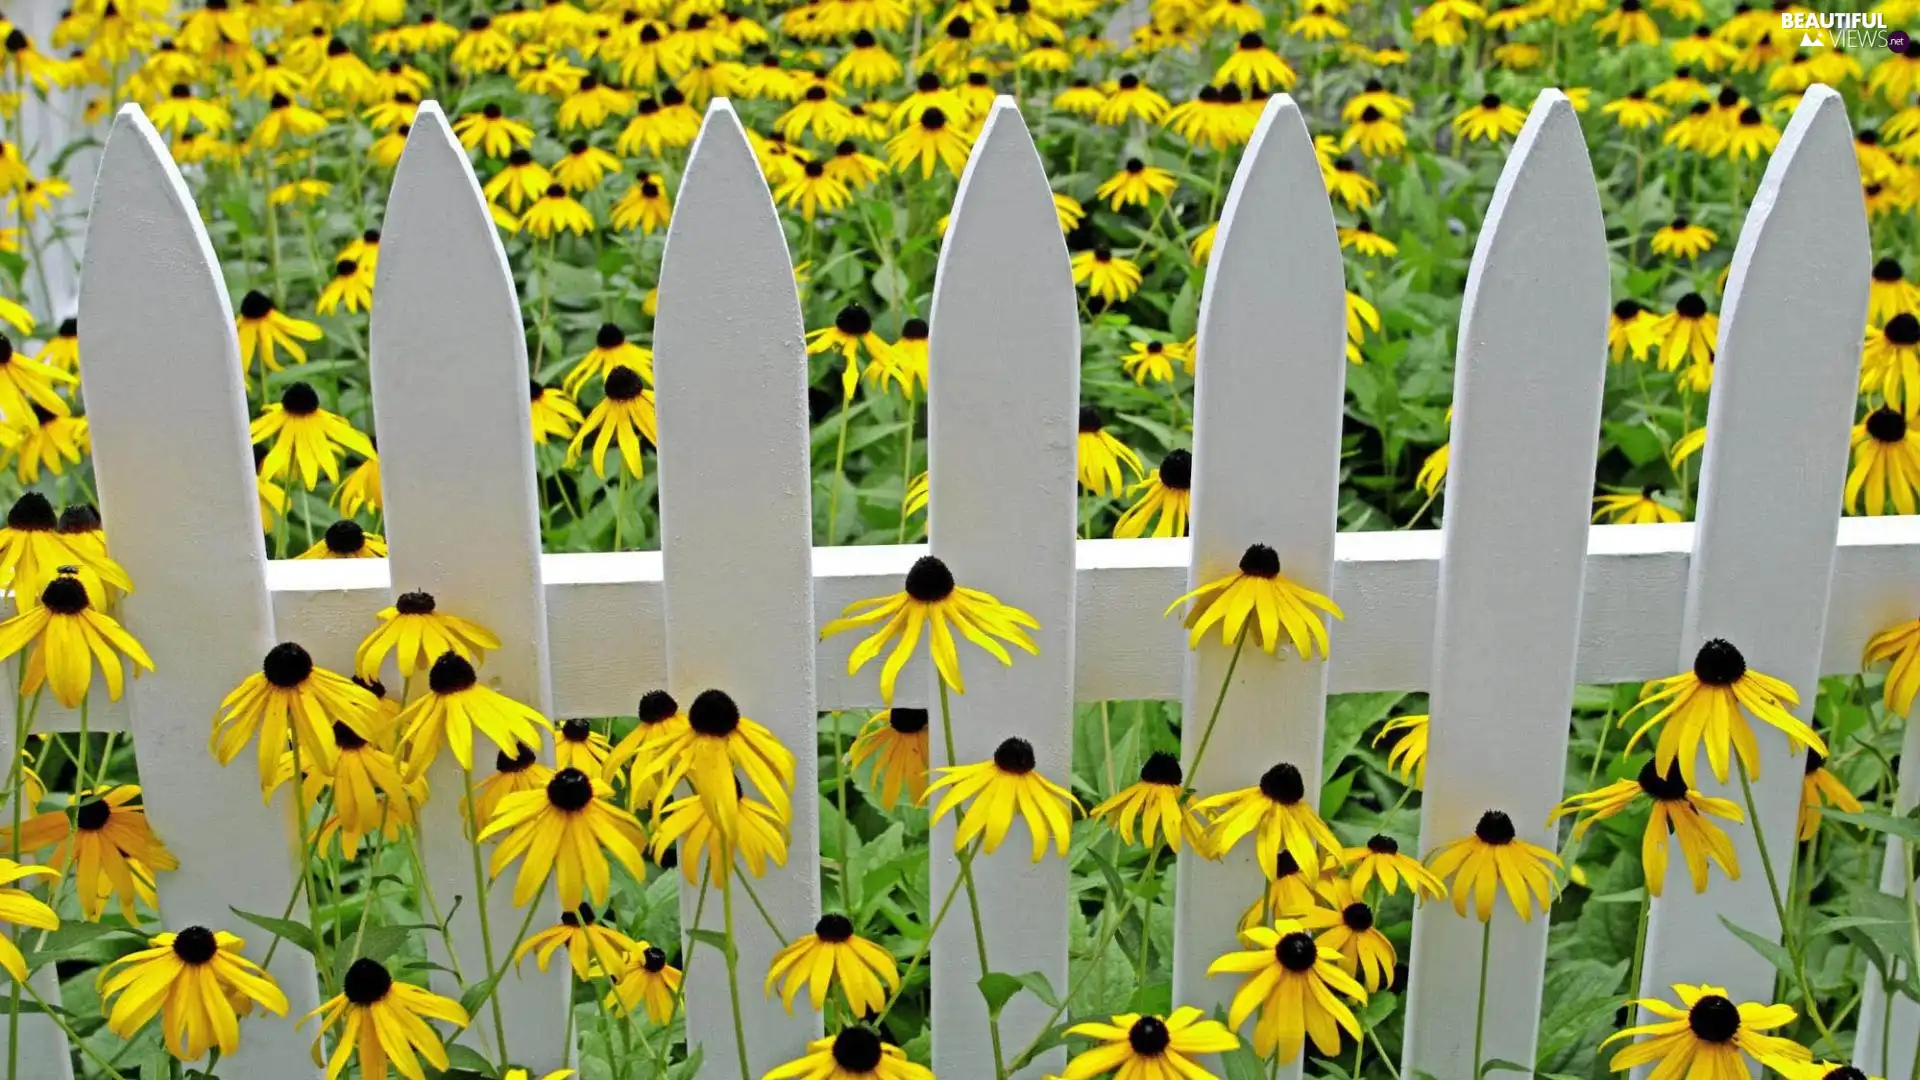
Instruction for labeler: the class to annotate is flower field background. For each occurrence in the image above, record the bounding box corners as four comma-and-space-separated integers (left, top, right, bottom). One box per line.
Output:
0, 0, 1915, 1078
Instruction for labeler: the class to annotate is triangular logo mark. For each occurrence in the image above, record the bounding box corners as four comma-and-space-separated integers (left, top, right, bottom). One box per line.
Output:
1800, 30, 1821, 46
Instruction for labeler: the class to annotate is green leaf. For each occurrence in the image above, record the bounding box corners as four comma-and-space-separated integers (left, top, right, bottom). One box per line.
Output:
1717, 916, 1793, 976
1480, 1060, 1585, 1080
1586, 888, 1648, 904
230, 906, 317, 958
688, 927, 738, 965
457, 971, 503, 1020
25, 922, 135, 969
1318, 767, 1357, 819
439, 1045, 497, 1077
1822, 808, 1920, 845
977, 972, 1023, 1018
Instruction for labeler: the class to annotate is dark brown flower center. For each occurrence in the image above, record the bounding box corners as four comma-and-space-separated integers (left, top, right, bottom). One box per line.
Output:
815, 913, 854, 942
1128, 1015, 1171, 1055
395, 590, 436, 616
1868, 407, 1907, 444
1276, 931, 1318, 972
1692, 638, 1746, 686
263, 642, 314, 688
1474, 810, 1516, 845
75, 798, 109, 831
172, 926, 217, 965
324, 520, 367, 554
1366, 833, 1399, 855
496, 742, 538, 772
333, 721, 368, 751
688, 689, 741, 736
343, 957, 393, 1005
40, 574, 88, 615
835, 305, 872, 336
6, 493, 52, 532
1342, 902, 1374, 931
1259, 762, 1304, 804
1687, 994, 1740, 1042
1139, 751, 1182, 786
1676, 293, 1708, 319
639, 689, 678, 725
1888, 313, 1920, 346
1637, 760, 1689, 801
1239, 543, 1281, 577
562, 719, 593, 743
428, 651, 478, 694
903, 556, 956, 602
1158, 449, 1192, 490
546, 767, 595, 811
643, 945, 667, 972
831, 1027, 884, 1072
888, 707, 928, 734
993, 737, 1036, 774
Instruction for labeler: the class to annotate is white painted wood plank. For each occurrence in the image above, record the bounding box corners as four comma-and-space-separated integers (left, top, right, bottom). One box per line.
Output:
367, 102, 568, 1071
1403, 91, 1608, 1078
75, 105, 319, 1075
1638, 85, 1868, 1019
1170, 95, 1345, 1049
652, 98, 820, 1075
926, 97, 1078, 1080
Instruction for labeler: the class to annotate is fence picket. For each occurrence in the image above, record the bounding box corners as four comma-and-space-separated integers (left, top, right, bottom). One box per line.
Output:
652, 98, 822, 1075
1637, 85, 1868, 1024
367, 102, 568, 1070
926, 97, 1078, 1080
75, 106, 319, 1074
1402, 90, 1608, 1077
1170, 95, 1345, 1057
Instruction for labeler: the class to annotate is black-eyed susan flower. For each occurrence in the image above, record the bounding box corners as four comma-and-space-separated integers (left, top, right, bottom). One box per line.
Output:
468, 742, 551, 829
5, 407, 81, 484
1648, 293, 1718, 372
1096, 72, 1171, 124
3, 785, 177, 922
1212, 32, 1294, 91
1724, 106, 1781, 159
214, 642, 385, 791
303, 957, 470, 1080
646, 688, 796, 843
1338, 219, 1397, 256
928, 736, 1079, 861
250, 93, 326, 148
1549, 760, 1742, 896
1373, 713, 1427, 787
521, 183, 595, 239
252, 382, 376, 490
1054, 77, 1106, 117
1798, 750, 1862, 842
556, 718, 612, 778
355, 591, 501, 681
150, 83, 230, 136
1454, 93, 1527, 142
1060, 1008, 1240, 1079
606, 171, 672, 235
97, 925, 288, 1063
1848, 407, 1920, 516
1240, 850, 1319, 929
514, 903, 636, 980
33, 315, 76, 373
765, 912, 900, 1016
553, 139, 620, 193
1119, 339, 1181, 385
1323, 157, 1379, 211
479, 766, 649, 909
485, 148, 553, 212
1594, 0, 1659, 43
1307, 876, 1396, 992
0, 568, 152, 708
1593, 486, 1685, 524
453, 102, 533, 157
885, 106, 972, 177
297, 518, 388, 560
1341, 833, 1446, 901
605, 942, 682, 1024
1604, 89, 1671, 130
821, 554, 1040, 703
1871, 260, 1920, 326
1341, 107, 1406, 159
0, 334, 73, 423
1088, 751, 1211, 853
1207, 917, 1367, 1063
1071, 246, 1143, 304
1196, 761, 1341, 877
1167, 543, 1343, 658
269, 179, 332, 209
1864, 314, 1920, 410
1865, 616, 1920, 716
606, 689, 690, 808
1095, 157, 1177, 211
0, 859, 55, 980
848, 707, 928, 810
807, 304, 891, 401
1651, 217, 1717, 260
304, 719, 417, 856
825, 140, 888, 191
864, 318, 927, 399
1426, 809, 1561, 921
564, 323, 654, 397
650, 787, 790, 884
398, 651, 553, 779
567, 366, 657, 479
530, 381, 583, 446
557, 75, 634, 131
316, 258, 373, 316
1623, 638, 1823, 786
1609, 300, 1656, 363
1115, 448, 1192, 539
775, 159, 854, 221
0, 492, 129, 603
1077, 406, 1144, 496
1603, 984, 1810, 1077
766, 1027, 932, 1080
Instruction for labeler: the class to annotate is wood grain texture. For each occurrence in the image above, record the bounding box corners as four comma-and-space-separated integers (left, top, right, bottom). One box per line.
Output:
1403, 90, 1608, 1078
653, 98, 821, 1075
368, 101, 568, 1069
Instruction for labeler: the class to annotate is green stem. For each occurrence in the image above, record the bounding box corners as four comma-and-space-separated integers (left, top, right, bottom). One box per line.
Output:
826, 397, 853, 542
722, 879, 753, 1080
873, 854, 969, 1029
1734, 756, 1838, 1056
834, 711, 853, 917
17, 978, 125, 1079
1623, 887, 1650, 1024
459, 766, 510, 1065
287, 732, 332, 990
1471, 918, 1491, 1080
1184, 625, 1248, 789
936, 680, 1007, 1080
734, 870, 788, 947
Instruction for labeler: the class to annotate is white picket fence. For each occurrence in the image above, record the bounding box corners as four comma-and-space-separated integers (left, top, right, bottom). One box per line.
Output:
1, 79, 1912, 1080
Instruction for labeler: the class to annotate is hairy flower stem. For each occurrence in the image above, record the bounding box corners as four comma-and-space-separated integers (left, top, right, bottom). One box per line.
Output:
873, 848, 970, 1029
459, 765, 511, 1065
936, 680, 1008, 1080
722, 878, 753, 1080
1184, 625, 1249, 790
1471, 918, 1491, 1080
1734, 756, 1838, 1056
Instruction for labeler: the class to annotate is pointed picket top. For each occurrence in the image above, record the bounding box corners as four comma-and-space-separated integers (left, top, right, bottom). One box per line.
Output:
653, 97, 822, 1075
924, 97, 1078, 1080
369, 100, 568, 1069
76, 104, 319, 1074
1404, 89, 1608, 1079
1171, 94, 1346, 1032
1640, 84, 1868, 1016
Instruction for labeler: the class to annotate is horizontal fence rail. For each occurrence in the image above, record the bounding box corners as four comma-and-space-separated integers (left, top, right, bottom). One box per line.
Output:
25, 77, 1902, 1078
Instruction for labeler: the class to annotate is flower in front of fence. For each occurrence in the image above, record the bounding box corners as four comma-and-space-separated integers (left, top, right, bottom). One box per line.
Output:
0, 858, 57, 980
0, 567, 152, 708
479, 766, 649, 910
396, 651, 554, 777
1, 785, 177, 922
604, 942, 683, 1025
97, 925, 288, 1063
1240, 850, 1318, 931
1207, 917, 1367, 1064
1167, 543, 1344, 659
514, 902, 637, 981
767, 1026, 932, 1080
557, 718, 613, 776
1847, 406, 1920, 516
567, 365, 658, 479
1863, 614, 1920, 716
651, 786, 791, 883
298, 518, 389, 559
1425, 809, 1561, 921
276, 718, 420, 857
233, 290, 323, 373
1076, 405, 1145, 497
1088, 751, 1212, 855
927, 736, 1080, 861
1549, 760, 1742, 897
304, 956, 471, 1080
642, 688, 795, 841
1114, 448, 1193, 540
1059, 1008, 1240, 1080
1196, 762, 1343, 878
765, 912, 902, 1016
1622, 638, 1824, 786
252, 381, 377, 490
1798, 750, 1863, 842
1338, 833, 1447, 902
356, 590, 502, 680
820, 553, 1040, 704
848, 707, 930, 810
1602, 983, 1809, 1077
605, 689, 689, 809
213, 641, 387, 794
1297, 876, 1397, 993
